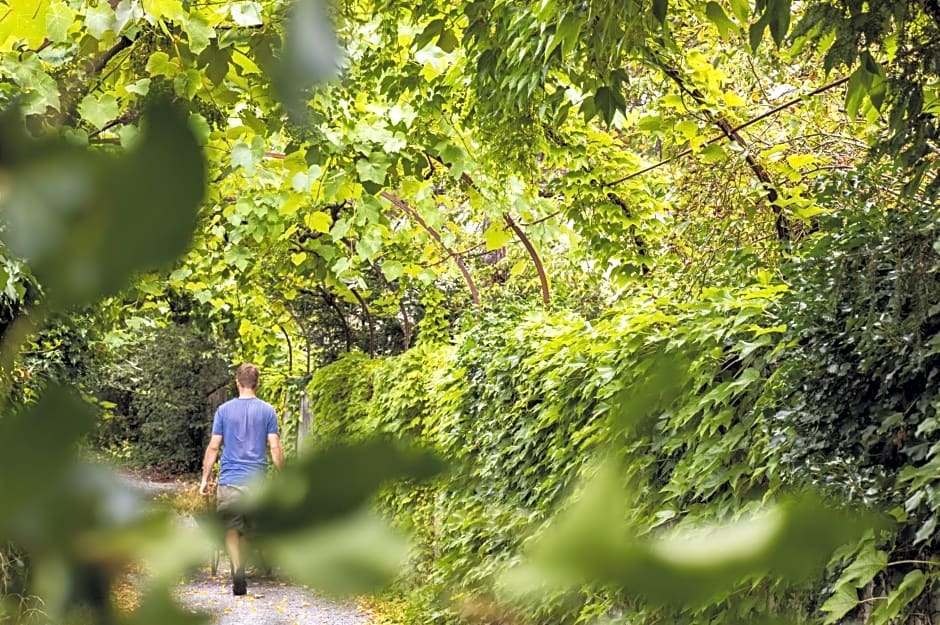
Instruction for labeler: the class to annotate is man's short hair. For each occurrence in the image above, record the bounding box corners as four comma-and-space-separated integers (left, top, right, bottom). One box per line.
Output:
235, 363, 260, 389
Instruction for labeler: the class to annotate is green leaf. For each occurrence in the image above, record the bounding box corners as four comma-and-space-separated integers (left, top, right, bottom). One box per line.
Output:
0, 386, 95, 525
700, 143, 727, 163
728, 0, 750, 22
766, 0, 791, 46
263, 510, 410, 596
356, 155, 389, 185
78, 93, 119, 130
330, 217, 350, 241
652, 0, 667, 23
0, 0, 49, 49
502, 466, 885, 610
595, 86, 618, 126
142, 0, 184, 21
272, 0, 340, 116
381, 260, 404, 281
612, 351, 692, 431
437, 28, 459, 53
748, 14, 768, 52
248, 438, 444, 535
913, 515, 937, 545
230, 0, 263, 26
125, 78, 151, 96
638, 115, 664, 132
414, 19, 444, 50
232, 140, 260, 174
0, 99, 205, 308
417, 267, 437, 284
84, 3, 116, 39
355, 225, 383, 260
870, 570, 927, 624
187, 112, 210, 145
484, 221, 513, 251
841, 544, 888, 586
821, 585, 859, 624
146, 51, 179, 77
845, 66, 867, 119
183, 13, 214, 55
705, 2, 737, 38
45, 0, 74, 43
306, 210, 333, 233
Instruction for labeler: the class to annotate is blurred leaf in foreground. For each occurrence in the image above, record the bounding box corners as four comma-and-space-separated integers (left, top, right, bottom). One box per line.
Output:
263, 508, 411, 596
0, 391, 212, 624
274, 0, 341, 116
500, 457, 886, 610
240, 437, 444, 594
610, 348, 694, 433
0, 99, 205, 309
0, 385, 94, 527
247, 437, 444, 534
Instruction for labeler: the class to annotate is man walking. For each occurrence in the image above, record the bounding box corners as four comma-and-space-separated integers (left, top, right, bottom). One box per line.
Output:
200, 363, 284, 596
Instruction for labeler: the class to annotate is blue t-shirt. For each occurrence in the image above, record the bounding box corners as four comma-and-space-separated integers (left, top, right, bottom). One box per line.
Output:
212, 397, 279, 486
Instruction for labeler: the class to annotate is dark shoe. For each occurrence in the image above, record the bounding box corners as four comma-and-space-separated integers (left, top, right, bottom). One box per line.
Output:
232, 571, 247, 596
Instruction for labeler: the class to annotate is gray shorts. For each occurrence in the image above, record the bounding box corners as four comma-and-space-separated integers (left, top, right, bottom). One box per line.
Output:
216, 484, 249, 533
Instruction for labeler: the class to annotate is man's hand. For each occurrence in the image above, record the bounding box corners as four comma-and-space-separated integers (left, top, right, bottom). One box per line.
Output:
201, 434, 222, 495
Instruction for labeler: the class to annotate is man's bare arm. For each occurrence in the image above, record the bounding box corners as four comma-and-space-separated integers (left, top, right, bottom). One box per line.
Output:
200, 434, 223, 494
268, 433, 284, 471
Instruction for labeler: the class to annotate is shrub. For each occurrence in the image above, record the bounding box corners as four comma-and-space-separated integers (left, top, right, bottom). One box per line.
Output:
89, 322, 230, 473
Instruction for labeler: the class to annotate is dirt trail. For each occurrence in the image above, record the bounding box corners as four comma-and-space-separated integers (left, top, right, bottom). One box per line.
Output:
175, 565, 370, 625
119, 471, 372, 625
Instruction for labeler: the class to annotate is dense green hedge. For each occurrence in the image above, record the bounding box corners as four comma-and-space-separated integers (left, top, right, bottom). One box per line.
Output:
306, 282, 800, 623
303, 204, 940, 625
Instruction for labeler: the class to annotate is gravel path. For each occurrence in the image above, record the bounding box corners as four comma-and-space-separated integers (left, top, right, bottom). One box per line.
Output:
175, 566, 370, 625
118, 471, 372, 625
117, 470, 186, 497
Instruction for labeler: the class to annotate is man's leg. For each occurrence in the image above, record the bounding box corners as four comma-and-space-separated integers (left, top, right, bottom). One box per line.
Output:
217, 486, 248, 595
225, 528, 247, 595
225, 528, 241, 573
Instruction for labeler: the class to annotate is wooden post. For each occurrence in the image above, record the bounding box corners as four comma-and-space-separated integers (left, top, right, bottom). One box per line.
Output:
297, 392, 311, 452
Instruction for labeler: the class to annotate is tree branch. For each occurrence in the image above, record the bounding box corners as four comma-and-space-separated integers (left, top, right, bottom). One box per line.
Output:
522, 211, 562, 227
627, 58, 845, 242
313, 285, 352, 354
349, 287, 375, 358
277, 322, 293, 375
604, 74, 850, 191
504, 213, 550, 308
381, 191, 481, 310
88, 108, 139, 138
88, 36, 133, 76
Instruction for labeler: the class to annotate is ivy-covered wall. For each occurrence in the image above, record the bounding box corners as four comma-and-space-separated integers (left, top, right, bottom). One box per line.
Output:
304, 203, 940, 624
306, 282, 802, 624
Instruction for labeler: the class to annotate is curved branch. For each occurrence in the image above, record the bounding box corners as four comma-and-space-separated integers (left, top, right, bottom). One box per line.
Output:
523, 211, 561, 227
503, 213, 550, 308
399, 299, 413, 350
604, 75, 850, 198
381, 191, 481, 310
313, 285, 352, 353
349, 287, 375, 358
89, 36, 133, 76
276, 322, 293, 375
281, 296, 313, 375
369, 260, 414, 351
